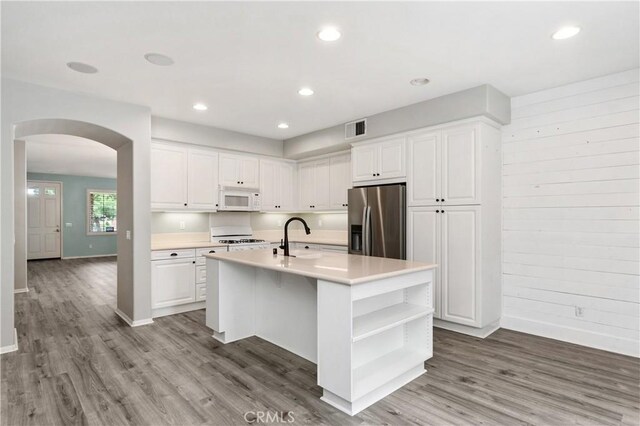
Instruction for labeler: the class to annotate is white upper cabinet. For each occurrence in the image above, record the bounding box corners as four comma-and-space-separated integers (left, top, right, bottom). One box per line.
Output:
298, 161, 315, 211
378, 139, 406, 179
407, 132, 440, 206
187, 149, 219, 210
408, 124, 480, 206
441, 125, 479, 205
314, 159, 331, 209
298, 153, 350, 211
351, 137, 405, 183
260, 159, 296, 211
219, 153, 260, 187
352, 144, 378, 181
329, 154, 351, 209
151, 143, 188, 209
151, 142, 207, 210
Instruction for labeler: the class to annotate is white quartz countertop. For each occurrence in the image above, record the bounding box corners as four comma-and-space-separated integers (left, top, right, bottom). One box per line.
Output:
204, 249, 436, 285
151, 241, 228, 251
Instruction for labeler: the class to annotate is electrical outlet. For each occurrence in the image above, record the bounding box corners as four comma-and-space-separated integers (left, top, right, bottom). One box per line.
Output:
179, 221, 186, 230
318, 219, 323, 227
89, 244, 93, 249
575, 306, 585, 317
65, 222, 72, 228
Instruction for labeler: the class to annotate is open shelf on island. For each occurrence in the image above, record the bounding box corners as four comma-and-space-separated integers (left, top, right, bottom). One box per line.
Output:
352, 347, 426, 400
352, 303, 433, 342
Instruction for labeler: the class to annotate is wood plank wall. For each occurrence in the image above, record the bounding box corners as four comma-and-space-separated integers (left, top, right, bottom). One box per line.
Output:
501, 69, 640, 357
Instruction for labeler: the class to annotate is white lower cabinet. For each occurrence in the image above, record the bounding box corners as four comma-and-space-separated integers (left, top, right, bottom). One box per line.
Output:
408, 206, 487, 328
151, 257, 196, 309
151, 246, 226, 316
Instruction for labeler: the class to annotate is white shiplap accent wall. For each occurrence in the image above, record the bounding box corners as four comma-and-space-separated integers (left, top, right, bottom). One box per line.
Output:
501, 69, 640, 357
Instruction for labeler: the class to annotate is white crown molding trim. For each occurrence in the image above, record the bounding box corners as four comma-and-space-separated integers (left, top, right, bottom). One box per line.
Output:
115, 309, 154, 328
62, 254, 117, 260
501, 315, 639, 358
14, 287, 29, 294
0, 329, 19, 354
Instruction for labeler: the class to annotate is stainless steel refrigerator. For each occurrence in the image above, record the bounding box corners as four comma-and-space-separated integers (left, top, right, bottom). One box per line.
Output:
348, 184, 406, 259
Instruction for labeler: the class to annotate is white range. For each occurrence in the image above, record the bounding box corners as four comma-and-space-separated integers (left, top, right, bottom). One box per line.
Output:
210, 225, 271, 252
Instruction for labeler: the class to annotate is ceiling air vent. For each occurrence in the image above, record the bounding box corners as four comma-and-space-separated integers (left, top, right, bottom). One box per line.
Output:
345, 118, 367, 140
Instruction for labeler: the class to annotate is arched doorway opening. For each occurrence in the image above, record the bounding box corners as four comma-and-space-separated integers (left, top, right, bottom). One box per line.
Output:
13, 118, 141, 328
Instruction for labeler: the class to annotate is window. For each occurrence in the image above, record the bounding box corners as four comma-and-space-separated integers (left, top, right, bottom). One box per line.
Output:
87, 190, 117, 235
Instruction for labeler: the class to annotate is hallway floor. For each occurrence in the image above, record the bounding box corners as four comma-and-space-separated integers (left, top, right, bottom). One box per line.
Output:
2, 257, 639, 425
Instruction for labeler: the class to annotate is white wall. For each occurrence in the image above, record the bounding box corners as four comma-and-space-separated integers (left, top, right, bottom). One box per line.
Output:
151, 116, 283, 157
1, 78, 153, 350
284, 84, 510, 159
500, 69, 640, 357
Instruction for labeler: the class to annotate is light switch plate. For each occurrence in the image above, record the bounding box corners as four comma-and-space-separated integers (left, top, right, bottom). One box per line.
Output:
65, 223, 72, 227
126, 230, 131, 240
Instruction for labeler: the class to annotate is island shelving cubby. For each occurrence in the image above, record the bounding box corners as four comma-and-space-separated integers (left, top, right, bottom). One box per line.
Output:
318, 269, 434, 415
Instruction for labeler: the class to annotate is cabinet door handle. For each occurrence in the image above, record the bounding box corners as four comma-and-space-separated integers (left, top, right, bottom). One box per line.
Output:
209, 250, 216, 253
184, 203, 187, 206
170, 253, 178, 256
436, 210, 440, 213
442, 198, 445, 202
436, 199, 440, 202
441, 210, 445, 213
192, 261, 196, 264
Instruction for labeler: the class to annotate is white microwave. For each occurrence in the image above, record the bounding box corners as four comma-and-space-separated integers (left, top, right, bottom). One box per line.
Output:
218, 187, 261, 211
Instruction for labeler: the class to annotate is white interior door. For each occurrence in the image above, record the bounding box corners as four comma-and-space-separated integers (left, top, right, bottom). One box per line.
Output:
27, 181, 62, 260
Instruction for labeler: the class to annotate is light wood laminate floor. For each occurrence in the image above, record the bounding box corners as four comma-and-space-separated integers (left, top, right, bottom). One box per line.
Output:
2, 257, 639, 425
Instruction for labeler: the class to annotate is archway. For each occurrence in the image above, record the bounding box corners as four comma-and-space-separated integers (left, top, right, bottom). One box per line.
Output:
13, 119, 141, 329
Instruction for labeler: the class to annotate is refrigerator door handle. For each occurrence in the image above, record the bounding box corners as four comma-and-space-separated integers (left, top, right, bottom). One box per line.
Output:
364, 206, 372, 256
361, 207, 368, 256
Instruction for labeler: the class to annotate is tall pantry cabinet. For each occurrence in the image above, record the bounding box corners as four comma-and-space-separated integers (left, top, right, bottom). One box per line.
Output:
406, 118, 502, 336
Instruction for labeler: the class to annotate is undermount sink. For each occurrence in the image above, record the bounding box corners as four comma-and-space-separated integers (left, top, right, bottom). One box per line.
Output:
288, 250, 323, 259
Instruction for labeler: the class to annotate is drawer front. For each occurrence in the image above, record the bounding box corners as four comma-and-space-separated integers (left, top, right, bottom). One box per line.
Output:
196, 283, 207, 301
151, 249, 195, 260
196, 265, 207, 284
196, 247, 225, 264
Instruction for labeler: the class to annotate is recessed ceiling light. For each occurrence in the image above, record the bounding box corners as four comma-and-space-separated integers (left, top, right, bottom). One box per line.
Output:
144, 53, 174, 66
552, 26, 581, 40
298, 87, 314, 96
410, 78, 430, 86
66, 62, 98, 74
317, 27, 341, 42
277, 123, 289, 129
193, 103, 208, 111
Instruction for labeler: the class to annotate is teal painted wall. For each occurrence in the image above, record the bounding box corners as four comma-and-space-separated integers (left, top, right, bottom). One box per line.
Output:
27, 173, 117, 258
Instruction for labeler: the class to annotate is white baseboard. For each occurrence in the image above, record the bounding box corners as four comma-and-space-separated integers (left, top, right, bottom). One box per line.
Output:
0, 329, 19, 354
14, 287, 29, 294
115, 308, 154, 327
501, 315, 639, 358
434, 319, 500, 338
62, 254, 117, 260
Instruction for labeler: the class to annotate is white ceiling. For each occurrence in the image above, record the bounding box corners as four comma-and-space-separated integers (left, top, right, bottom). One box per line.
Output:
2, 2, 638, 139
26, 135, 117, 179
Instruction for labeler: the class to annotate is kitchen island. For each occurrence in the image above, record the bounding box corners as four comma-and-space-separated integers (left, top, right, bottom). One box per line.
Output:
204, 249, 436, 415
